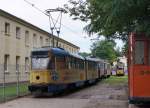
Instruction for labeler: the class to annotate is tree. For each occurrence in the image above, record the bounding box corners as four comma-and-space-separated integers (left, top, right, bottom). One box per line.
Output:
122, 42, 128, 57
79, 52, 91, 57
64, 0, 150, 40
91, 39, 118, 63
115, 47, 122, 57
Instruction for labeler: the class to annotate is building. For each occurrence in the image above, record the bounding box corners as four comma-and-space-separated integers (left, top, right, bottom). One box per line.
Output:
0, 9, 80, 83
117, 56, 127, 67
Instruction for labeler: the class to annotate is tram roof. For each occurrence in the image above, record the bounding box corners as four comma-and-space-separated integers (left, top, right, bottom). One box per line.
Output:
32, 47, 84, 60
69, 53, 85, 60
86, 57, 102, 62
51, 48, 70, 56
51, 48, 84, 60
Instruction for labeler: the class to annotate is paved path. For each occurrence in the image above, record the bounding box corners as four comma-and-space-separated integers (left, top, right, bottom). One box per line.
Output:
0, 76, 148, 108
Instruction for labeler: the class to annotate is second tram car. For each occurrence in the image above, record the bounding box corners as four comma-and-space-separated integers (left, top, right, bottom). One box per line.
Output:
85, 57, 99, 84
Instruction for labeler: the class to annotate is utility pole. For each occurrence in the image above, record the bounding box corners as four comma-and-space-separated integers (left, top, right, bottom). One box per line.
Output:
45, 8, 66, 48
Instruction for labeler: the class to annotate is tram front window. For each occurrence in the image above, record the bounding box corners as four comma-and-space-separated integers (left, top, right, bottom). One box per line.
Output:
32, 58, 49, 70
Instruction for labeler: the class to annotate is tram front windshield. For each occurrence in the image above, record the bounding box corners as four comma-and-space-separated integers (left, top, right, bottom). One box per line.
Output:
32, 57, 49, 70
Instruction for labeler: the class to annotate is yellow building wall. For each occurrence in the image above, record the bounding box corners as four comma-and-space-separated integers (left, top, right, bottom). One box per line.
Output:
0, 15, 79, 83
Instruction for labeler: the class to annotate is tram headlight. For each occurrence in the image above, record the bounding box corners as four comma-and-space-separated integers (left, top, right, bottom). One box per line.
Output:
36, 76, 40, 80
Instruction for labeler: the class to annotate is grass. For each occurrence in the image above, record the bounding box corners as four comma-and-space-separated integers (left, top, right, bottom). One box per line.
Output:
0, 76, 128, 102
102, 75, 128, 85
0, 83, 29, 101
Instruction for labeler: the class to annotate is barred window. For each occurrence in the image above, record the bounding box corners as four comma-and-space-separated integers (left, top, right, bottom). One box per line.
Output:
45, 38, 49, 46
25, 57, 29, 72
5, 22, 10, 35
40, 36, 43, 47
16, 56, 20, 72
25, 31, 29, 46
33, 34, 37, 48
16, 27, 21, 39
4, 54, 9, 72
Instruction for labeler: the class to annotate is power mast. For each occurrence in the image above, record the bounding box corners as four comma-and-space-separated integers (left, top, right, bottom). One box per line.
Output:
45, 8, 66, 47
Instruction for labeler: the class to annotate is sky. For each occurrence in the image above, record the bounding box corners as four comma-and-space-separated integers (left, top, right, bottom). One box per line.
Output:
0, 0, 123, 53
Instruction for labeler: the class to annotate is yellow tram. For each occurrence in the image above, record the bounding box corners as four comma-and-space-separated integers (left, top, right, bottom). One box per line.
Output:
116, 62, 124, 76
28, 47, 111, 95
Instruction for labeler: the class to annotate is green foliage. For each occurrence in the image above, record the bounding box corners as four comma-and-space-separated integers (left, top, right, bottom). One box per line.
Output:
64, 0, 150, 40
91, 39, 118, 63
115, 47, 122, 57
0, 83, 29, 102
122, 42, 128, 57
79, 52, 91, 57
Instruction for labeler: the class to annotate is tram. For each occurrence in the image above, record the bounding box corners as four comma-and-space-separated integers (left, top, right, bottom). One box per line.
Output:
29, 47, 86, 95
28, 47, 111, 95
116, 62, 124, 76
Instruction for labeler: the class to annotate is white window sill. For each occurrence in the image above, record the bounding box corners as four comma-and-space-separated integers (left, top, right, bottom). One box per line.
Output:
4, 71, 10, 74
5, 33, 10, 36
25, 71, 29, 74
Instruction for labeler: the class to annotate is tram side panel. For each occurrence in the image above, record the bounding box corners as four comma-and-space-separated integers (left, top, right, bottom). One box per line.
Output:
99, 62, 105, 78
106, 63, 111, 77
61, 56, 86, 87
51, 55, 86, 88
104, 63, 107, 78
86, 60, 99, 84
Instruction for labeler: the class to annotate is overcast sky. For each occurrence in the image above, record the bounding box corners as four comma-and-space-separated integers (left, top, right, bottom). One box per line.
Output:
0, 0, 123, 53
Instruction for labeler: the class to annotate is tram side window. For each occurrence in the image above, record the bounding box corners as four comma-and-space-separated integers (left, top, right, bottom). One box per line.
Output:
88, 62, 90, 70
56, 56, 66, 69
99, 63, 104, 69
92, 62, 94, 70
69, 57, 76, 69
102, 63, 104, 69
77, 60, 83, 70
68, 57, 84, 70
76, 59, 79, 69
134, 41, 144, 64
94, 62, 97, 71
73, 59, 77, 69
66, 57, 71, 69
79, 60, 84, 70
88, 62, 93, 70
104, 63, 107, 70
75, 59, 80, 70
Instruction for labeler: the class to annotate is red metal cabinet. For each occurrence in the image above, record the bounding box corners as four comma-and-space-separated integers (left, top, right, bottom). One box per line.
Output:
128, 33, 150, 103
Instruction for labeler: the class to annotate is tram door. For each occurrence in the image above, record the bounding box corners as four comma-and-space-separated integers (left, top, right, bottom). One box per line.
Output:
129, 33, 150, 101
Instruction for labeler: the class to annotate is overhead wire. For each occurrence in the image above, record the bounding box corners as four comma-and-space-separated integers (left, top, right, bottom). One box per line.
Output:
24, 0, 47, 15
23, 0, 86, 38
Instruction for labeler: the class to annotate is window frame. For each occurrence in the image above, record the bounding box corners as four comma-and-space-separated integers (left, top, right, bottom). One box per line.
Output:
4, 54, 9, 72
134, 40, 145, 65
25, 30, 29, 47
25, 57, 29, 72
33, 33, 37, 48
40, 36, 43, 47
16, 27, 21, 39
5, 22, 10, 35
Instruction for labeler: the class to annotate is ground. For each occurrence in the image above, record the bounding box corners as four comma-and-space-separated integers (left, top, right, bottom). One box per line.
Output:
0, 76, 148, 108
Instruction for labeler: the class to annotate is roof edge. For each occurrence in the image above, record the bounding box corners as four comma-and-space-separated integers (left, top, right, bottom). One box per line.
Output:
0, 9, 80, 49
